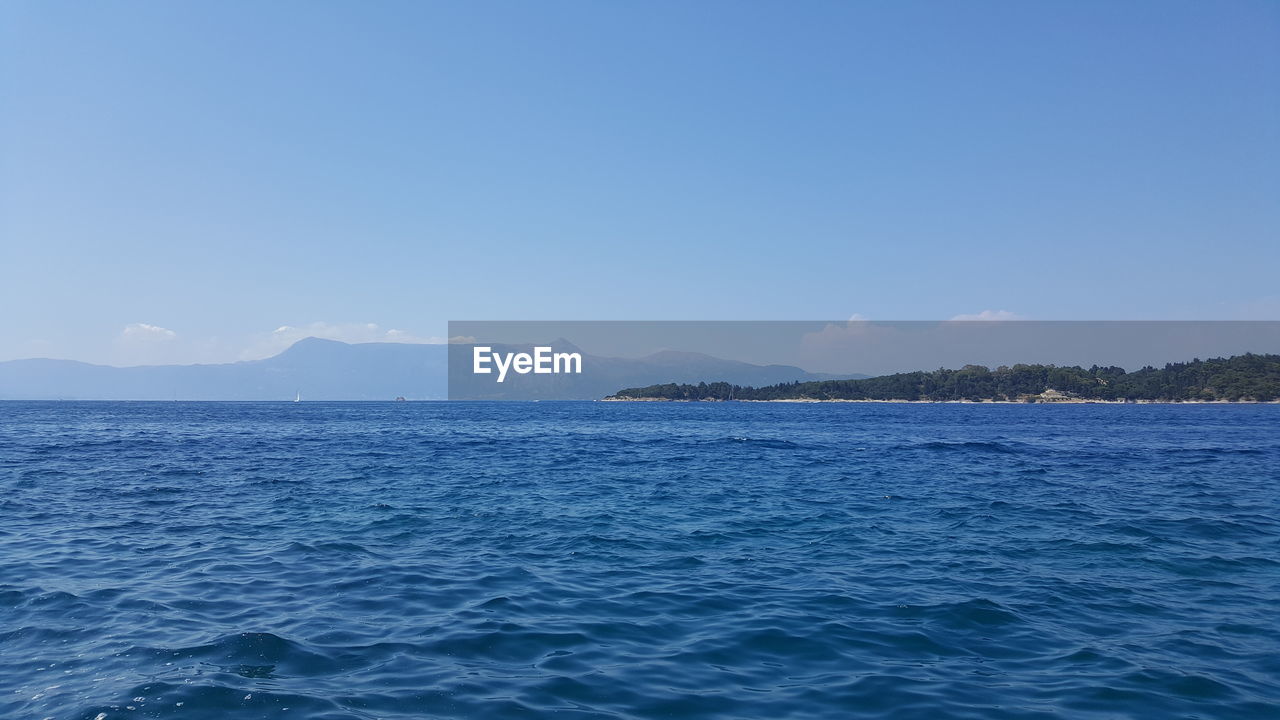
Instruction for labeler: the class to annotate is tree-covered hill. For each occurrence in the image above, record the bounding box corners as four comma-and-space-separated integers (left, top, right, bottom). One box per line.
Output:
608, 354, 1280, 403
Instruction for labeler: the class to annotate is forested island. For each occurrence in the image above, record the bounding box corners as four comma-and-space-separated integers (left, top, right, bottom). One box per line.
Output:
605, 354, 1280, 403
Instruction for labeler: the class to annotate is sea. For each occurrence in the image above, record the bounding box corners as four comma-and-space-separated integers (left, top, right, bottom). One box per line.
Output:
1, 401, 1277, 719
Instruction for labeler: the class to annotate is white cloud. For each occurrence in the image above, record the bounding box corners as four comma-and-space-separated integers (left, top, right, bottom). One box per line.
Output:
949, 310, 1026, 321
112, 323, 182, 365
847, 313, 870, 322
121, 322, 177, 339
239, 322, 445, 360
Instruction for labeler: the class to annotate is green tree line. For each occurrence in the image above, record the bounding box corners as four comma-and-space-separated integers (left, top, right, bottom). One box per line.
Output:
610, 354, 1280, 402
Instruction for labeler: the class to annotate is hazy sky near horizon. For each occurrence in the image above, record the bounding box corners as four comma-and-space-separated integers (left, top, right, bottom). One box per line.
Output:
2, 1, 1278, 365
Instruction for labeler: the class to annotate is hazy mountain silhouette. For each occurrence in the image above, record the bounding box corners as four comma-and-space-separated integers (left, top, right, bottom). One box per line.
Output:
0, 338, 446, 400
0, 338, 862, 400
447, 344, 864, 400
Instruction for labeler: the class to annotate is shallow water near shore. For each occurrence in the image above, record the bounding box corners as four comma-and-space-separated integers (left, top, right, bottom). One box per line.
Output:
2, 401, 1278, 719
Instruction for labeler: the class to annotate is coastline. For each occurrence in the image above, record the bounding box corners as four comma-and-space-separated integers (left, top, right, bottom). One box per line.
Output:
600, 397, 1280, 404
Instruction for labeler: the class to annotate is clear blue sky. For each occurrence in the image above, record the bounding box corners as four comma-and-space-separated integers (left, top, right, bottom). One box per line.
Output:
2, 1, 1277, 365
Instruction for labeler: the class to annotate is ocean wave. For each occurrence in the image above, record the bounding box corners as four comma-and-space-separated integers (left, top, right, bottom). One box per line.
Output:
1, 401, 1277, 719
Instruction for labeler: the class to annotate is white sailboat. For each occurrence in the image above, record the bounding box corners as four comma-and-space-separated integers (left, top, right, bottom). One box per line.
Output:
294, 391, 301, 403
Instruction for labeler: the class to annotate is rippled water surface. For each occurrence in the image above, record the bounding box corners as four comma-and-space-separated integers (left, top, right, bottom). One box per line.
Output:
2, 402, 1278, 719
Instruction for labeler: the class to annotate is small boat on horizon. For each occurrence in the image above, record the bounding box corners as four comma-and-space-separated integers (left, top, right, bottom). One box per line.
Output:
294, 391, 301, 403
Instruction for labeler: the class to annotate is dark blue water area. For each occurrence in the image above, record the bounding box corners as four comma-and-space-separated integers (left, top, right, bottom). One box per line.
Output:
1, 401, 1278, 719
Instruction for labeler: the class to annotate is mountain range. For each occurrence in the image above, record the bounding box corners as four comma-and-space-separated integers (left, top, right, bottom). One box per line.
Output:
0, 338, 862, 400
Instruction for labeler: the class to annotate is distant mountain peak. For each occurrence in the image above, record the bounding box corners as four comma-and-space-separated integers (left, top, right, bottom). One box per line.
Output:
275, 337, 351, 359
287, 336, 349, 349
641, 349, 752, 367
549, 338, 583, 354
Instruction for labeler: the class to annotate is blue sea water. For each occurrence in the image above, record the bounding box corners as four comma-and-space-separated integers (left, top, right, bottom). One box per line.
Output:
1, 402, 1278, 720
